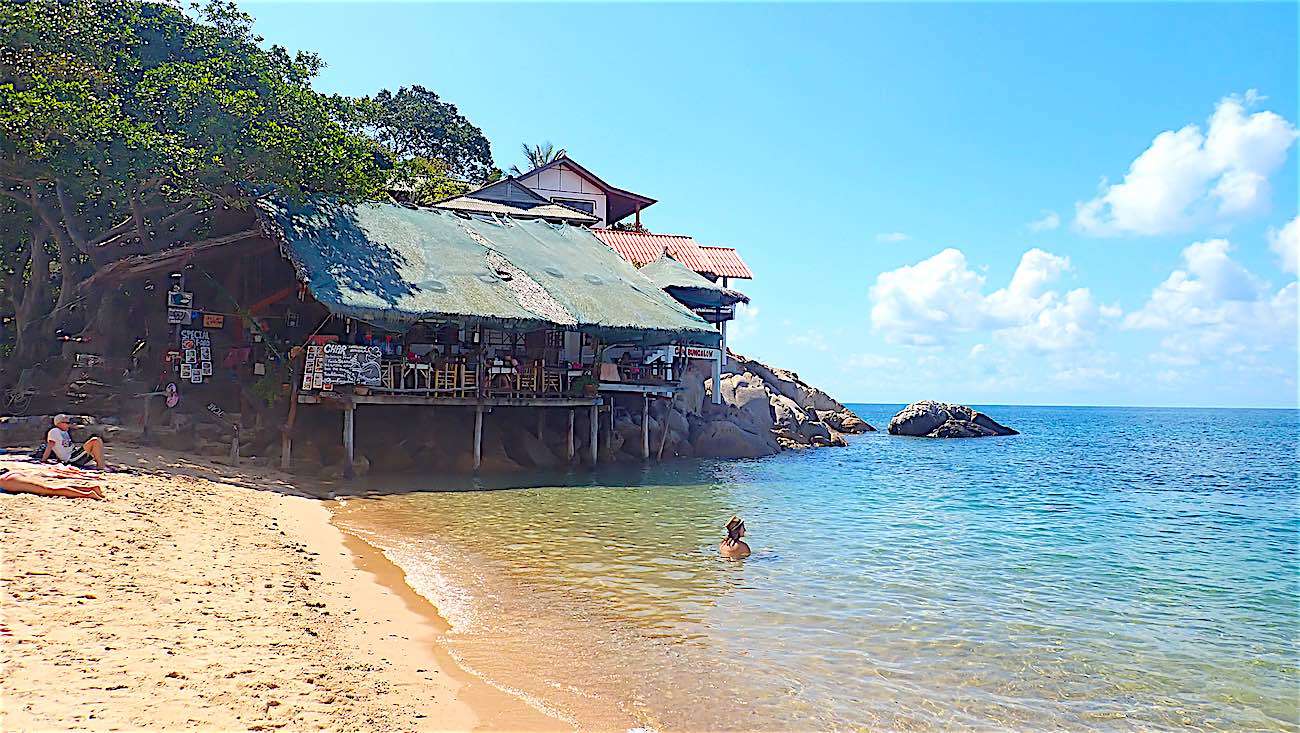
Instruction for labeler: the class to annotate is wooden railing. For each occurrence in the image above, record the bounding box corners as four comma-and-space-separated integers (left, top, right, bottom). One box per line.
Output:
374, 360, 583, 398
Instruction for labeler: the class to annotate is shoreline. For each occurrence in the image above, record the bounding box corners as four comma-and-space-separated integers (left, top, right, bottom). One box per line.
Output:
0, 446, 562, 732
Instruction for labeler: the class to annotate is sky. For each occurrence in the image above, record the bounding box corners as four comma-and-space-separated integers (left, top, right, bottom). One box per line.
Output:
245, 1, 1298, 408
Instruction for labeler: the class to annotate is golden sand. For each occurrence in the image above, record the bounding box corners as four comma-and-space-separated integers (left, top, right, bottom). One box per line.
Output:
0, 447, 564, 732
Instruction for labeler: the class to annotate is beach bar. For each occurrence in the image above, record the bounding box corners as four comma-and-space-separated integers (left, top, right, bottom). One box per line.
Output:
256, 197, 722, 471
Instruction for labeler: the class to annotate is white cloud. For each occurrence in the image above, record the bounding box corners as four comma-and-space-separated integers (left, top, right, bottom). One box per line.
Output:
788, 330, 830, 352
1076, 91, 1298, 236
869, 247, 1119, 352
1027, 210, 1061, 232
727, 302, 760, 342
1124, 238, 1297, 367
845, 353, 901, 369
876, 232, 910, 243
1268, 216, 1299, 275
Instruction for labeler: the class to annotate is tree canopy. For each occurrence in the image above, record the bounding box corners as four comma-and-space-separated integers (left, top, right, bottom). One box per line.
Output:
0, 0, 499, 370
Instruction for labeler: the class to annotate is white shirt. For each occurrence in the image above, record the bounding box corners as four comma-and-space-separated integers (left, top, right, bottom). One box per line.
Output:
47, 427, 74, 462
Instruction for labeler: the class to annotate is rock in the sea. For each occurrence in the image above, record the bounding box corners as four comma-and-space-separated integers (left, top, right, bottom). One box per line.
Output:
887, 401, 1017, 438
691, 419, 781, 458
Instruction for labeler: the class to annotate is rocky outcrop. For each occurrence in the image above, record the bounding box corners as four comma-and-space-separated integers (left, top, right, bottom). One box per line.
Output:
663, 351, 872, 458
0, 414, 122, 449
887, 401, 1017, 438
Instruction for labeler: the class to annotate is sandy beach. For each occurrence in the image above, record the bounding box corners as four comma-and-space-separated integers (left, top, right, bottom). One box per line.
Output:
0, 446, 563, 732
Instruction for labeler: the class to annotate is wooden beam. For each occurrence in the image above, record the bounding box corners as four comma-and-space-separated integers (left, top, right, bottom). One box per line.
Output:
641, 394, 650, 460
473, 404, 484, 472
588, 403, 598, 465
566, 409, 575, 461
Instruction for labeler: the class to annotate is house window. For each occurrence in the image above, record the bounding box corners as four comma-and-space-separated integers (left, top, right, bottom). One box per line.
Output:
552, 198, 596, 215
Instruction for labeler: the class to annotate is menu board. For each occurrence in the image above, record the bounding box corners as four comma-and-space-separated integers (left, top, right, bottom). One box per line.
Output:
178, 328, 212, 384
303, 343, 381, 389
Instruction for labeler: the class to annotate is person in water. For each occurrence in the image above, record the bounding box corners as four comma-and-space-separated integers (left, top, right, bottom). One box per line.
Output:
720, 515, 751, 559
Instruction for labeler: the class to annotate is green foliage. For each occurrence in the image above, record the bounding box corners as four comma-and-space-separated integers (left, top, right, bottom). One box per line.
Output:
365, 85, 496, 184
0, 0, 389, 254
250, 371, 286, 407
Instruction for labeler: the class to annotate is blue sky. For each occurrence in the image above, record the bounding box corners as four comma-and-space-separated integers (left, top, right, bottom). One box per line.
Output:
247, 1, 1298, 408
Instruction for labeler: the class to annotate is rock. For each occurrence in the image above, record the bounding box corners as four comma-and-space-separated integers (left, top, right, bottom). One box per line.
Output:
819, 409, 874, 434
691, 420, 780, 458
501, 425, 560, 468
887, 401, 1017, 438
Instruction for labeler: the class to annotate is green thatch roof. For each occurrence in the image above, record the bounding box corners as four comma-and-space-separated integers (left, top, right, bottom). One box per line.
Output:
638, 253, 750, 309
254, 198, 720, 345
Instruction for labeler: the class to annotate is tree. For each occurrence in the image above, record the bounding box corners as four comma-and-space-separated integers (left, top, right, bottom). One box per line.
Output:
509, 141, 566, 176
0, 0, 388, 374
365, 85, 496, 183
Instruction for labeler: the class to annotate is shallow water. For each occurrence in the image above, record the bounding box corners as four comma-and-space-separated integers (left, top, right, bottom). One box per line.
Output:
335, 405, 1300, 731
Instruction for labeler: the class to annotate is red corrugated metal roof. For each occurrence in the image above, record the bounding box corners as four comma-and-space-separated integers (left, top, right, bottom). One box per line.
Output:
591, 230, 717, 276
699, 245, 754, 280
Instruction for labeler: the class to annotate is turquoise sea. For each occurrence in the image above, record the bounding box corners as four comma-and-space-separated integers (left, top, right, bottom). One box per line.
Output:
335, 405, 1300, 731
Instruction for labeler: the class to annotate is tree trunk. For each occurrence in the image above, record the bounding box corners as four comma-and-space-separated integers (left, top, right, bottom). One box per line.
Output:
12, 226, 54, 368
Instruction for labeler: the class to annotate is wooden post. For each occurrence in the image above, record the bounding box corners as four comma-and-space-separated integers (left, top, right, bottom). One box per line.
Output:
473, 404, 484, 471
641, 394, 650, 460
342, 402, 356, 479
656, 400, 670, 461
566, 409, 575, 461
281, 349, 304, 471
229, 426, 240, 466
588, 403, 598, 465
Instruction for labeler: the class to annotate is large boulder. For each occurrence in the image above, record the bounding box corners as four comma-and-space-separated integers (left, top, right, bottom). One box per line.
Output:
887, 401, 1017, 438
691, 420, 780, 458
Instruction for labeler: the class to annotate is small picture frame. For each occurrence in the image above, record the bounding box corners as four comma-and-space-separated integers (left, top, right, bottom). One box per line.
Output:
180, 364, 192, 378
201, 362, 213, 376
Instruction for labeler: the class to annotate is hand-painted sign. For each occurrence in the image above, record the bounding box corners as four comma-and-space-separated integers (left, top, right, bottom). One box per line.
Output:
320, 343, 383, 386
202, 313, 225, 329
672, 345, 721, 360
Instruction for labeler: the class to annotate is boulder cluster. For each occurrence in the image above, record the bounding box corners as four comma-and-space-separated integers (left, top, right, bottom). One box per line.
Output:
674, 352, 874, 458
887, 400, 1017, 438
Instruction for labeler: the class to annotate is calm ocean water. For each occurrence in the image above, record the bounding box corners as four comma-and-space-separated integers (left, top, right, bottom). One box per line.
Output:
335, 405, 1300, 731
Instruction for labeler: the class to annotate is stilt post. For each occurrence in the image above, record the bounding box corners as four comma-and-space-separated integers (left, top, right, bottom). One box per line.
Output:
473, 404, 484, 472
566, 409, 575, 461
641, 394, 650, 460
229, 426, 240, 466
588, 403, 598, 465
656, 400, 671, 461
342, 401, 356, 479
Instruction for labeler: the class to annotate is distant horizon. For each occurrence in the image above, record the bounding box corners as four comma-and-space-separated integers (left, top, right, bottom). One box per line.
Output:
841, 400, 1300, 411
244, 1, 1298, 410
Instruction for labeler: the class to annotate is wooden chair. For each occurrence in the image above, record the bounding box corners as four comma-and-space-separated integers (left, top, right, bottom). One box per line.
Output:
516, 362, 540, 395
434, 361, 458, 392
542, 367, 563, 394
459, 362, 479, 397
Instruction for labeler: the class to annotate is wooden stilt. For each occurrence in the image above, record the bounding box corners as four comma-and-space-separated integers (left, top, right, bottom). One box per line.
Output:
229, 426, 240, 466
641, 394, 650, 460
342, 402, 356, 479
656, 401, 670, 461
281, 350, 304, 470
566, 409, 575, 461
588, 403, 598, 465
473, 404, 484, 471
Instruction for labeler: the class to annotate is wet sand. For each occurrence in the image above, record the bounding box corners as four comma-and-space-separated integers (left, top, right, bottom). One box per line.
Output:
0, 447, 563, 732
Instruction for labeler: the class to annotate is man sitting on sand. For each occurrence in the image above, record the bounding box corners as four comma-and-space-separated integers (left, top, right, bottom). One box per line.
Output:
41, 414, 107, 470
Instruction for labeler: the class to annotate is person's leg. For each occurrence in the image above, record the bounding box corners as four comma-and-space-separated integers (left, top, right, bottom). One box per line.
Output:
82, 437, 106, 469
0, 474, 103, 499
